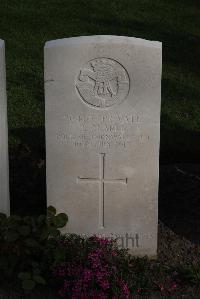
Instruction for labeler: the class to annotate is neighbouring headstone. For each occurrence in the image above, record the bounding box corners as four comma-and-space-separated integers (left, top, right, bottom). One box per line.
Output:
45, 35, 162, 257
0, 39, 9, 215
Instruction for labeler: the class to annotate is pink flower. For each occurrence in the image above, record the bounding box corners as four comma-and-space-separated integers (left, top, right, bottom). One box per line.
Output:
122, 283, 130, 297
54, 238, 131, 299
99, 280, 110, 290
89, 290, 108, 299
158, 284, 164, 292
118, 279, 130, 297
92, 235, 111, 246
169, 282, 177, 292
54, 264, 66, 277
58, 288, 66, 297
88, 249, 102, 268
64, 279, 70, 289
111, 250, 117, 257
83, 268, 93, 282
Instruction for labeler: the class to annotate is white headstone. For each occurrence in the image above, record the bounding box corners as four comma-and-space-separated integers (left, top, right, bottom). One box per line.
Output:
0, 39, 9, 215
45, 35, 162, 257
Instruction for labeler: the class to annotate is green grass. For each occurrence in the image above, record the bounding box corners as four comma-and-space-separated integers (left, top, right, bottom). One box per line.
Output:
0, 0, 200, 214
0, 0, 199, 161
0, 3, 199, 297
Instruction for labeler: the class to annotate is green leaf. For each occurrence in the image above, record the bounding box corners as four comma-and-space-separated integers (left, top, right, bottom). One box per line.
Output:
33, 275, 46, 285
40, 229, 49, 240
24, 216, 31, 224
25, 238, 39, 247
30, 217, 37, 230
37, 215, 46, 224
18, 272, 31, 280
22, 279, 36, 291
6, 231, 19, 242
48, 226, 60, 237
0, 213, 7, 221
54, 213, 68, 228
9, 215, 21, 222
31, 261, 39, 268
33, 268, 41, 275
47, 206, 57, 216
18, 225, 31, 236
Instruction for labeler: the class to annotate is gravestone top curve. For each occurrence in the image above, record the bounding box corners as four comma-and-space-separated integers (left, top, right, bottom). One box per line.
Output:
45, 35, 161, 48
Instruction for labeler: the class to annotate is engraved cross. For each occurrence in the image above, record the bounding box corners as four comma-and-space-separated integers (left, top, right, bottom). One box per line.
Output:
77, 153, 128, 229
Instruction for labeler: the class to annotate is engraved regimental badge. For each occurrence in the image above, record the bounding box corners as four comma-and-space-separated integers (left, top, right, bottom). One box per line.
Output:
75, 58, 130, 109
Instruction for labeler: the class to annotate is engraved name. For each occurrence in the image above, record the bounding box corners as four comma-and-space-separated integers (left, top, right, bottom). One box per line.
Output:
55, 113, 152, 149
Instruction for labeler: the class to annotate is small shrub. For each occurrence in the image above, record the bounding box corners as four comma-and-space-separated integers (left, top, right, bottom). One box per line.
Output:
183, 265, 200, 285
0, 206, 68, 292
51, 235, 131, 298
0, 208, 188, 297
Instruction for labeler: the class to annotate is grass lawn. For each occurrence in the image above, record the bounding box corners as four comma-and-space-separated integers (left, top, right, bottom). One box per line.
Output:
0, 0, 198, 212
0, 1, 200, 297
0, 0, 199, 160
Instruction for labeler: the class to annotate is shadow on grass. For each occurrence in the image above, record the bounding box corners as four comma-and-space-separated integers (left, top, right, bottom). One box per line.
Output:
9, 127, 46, 216
159, 116, 200, 245
79, 14, 199, 74
7, 5, 200, 241
8, 121, 200, 246
159, 161, 200, 245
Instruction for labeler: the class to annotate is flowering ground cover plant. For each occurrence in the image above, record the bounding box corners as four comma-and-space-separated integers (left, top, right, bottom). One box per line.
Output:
0, 206, 199, 298
51, 235, 130, 298
48, 234, 183, 298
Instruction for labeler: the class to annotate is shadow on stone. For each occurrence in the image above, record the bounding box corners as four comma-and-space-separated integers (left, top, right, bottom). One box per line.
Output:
9, 126, 46, 216
9, 123, 200, 245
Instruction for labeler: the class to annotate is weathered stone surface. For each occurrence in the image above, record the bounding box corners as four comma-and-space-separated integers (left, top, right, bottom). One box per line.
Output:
0, 39, 9, 215
45, 35, 162, 256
